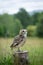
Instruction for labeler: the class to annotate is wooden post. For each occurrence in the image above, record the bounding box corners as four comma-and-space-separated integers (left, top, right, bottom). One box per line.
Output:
13, 51, 29, 65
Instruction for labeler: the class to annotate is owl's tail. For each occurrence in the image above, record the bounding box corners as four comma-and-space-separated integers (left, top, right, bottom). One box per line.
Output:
10, 43, 14, 50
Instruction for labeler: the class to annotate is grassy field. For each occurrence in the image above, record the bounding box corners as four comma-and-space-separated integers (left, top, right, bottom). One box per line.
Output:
0, 37, 43, 65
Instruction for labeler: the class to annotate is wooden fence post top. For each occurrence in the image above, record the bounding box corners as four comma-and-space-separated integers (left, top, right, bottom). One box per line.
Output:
13, 51, 28, 59
14, 51, 28, 54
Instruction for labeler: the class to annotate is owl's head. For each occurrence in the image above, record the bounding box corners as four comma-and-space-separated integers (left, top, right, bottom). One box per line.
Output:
19, 29, 27, 37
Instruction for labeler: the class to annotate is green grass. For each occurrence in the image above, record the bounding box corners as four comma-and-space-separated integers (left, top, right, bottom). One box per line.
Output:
0, 37, 43, 65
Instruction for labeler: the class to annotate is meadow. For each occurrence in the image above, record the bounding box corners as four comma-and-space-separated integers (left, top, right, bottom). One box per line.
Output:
0, 37, 43, 65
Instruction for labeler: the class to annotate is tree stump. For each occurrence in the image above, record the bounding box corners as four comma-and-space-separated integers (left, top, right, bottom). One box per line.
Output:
13, 51, 29, 65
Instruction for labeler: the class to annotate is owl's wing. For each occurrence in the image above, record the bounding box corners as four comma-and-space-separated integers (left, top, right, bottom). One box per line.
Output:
10, 35, 23, 48
10, 35, 19, 47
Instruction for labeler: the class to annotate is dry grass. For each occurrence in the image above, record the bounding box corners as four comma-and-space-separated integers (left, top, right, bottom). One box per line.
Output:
0, 37, 43, 65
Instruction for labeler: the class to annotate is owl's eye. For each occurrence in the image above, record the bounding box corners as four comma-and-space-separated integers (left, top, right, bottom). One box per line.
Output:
22, 31, 24, 32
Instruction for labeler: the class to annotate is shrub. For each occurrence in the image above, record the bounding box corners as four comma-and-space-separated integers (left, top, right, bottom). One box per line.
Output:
27, 25, 37, 36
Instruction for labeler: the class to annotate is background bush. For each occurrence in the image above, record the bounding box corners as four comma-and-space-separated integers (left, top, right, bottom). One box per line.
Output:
27, 25, 37, 36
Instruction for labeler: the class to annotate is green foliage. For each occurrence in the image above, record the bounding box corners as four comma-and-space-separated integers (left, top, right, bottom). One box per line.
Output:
32, 12, 43, 25
0, 14, 23, 37
32, 12, 40, 25
0, 26, 7, 37
15, 8, 31, 28
27, 25, 37, 36
0, 8, 43, 37
37, 19, 43, 37
11, 19, 23, 37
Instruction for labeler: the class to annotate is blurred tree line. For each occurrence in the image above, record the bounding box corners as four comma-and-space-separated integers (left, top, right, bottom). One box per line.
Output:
0, 8, 43, 37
